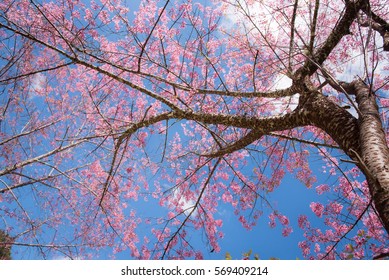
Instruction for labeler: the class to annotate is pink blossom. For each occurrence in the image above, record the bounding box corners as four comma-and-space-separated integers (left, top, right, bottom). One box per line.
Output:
84, 9, 93, 22
298, 215, 310, 229
167, 212, 176, 219
328, 202, 343, 215
314, 243, 321, 253
298, 241, 311, 258
282, 227, 293, 237
195, 252, 203, 260
310, 202, 324, 218
214, 219, 223, 227
268, 213, 276, 228
316, 184, 330, 195
222, 192, 233, 203
278, 215, 289, 226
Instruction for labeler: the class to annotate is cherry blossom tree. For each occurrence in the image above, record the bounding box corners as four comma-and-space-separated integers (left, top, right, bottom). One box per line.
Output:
0, 0, 388, 259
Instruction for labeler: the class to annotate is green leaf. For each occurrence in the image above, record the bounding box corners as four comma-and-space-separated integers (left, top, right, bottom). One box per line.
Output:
243, 249, 252, 258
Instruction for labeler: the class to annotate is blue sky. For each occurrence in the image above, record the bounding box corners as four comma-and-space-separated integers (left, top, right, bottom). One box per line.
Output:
2, 0, 378, 260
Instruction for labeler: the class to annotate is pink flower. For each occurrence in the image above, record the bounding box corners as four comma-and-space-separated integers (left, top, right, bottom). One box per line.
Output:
214, 219, 223, 227
167, 212, 176, 219
222, 192, 233, 203
278, 215, 289, 226
316, 184, 330, 195
268, 213, 276, 228
195, 252, 203, 260
282, 227, 293, 237
314, 243, 321, 253
310, 202, 324, 217
298, 215, 310, 229
298, 241, 310, 257
328, 202, 343, 215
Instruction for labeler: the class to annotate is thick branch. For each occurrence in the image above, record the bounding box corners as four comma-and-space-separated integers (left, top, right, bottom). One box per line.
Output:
195, 84, 300, 99
348, 79, 389, 234
201, 110, 307, 158
296, 0, 366, 77
296, 90, 360, 158
204, 129, 263, 158
179, 109, 304, 131
361, 2, 389, 50
359, 16, 389, 51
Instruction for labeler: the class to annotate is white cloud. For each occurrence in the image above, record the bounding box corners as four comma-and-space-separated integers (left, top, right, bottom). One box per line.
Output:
273, 74, 292, 90
270, 74, 299, 115
29, 73, 46, 99
50, 255, 82, 260
221, 0, 308, 45
168, 187, 197, 217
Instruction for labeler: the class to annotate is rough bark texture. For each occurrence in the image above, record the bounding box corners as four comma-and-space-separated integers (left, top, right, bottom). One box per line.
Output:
296, 89, 361, 156
384, 31, 389, 51
296, 78, 389, 234
292, 80, 389, 234
352, 80, 389, 234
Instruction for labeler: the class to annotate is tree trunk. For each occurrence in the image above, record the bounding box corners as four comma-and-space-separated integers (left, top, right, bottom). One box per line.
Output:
352, 80, 389, 234
297, 82, 389, 234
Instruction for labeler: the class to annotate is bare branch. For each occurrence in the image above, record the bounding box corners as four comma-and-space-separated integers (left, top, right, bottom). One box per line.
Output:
162, 158, 221, 259
0, 140, 85, 177
137, 0, 170, 72
296, 0, 365, 77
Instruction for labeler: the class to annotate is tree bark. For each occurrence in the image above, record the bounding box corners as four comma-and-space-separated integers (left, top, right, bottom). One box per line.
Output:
295, 88, 361, 156
300, 79, 389, 234
291, 0, 389, 234
351, 80, 389, 234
